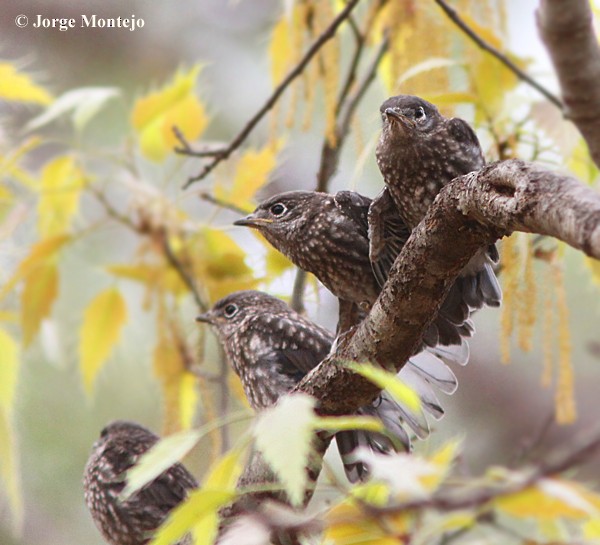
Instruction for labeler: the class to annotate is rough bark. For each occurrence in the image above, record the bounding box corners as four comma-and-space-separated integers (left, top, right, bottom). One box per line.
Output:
300, 160, 600, 413
537, 0, 600, 168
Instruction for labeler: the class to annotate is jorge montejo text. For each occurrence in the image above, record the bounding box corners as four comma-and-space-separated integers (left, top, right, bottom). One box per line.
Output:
32, 14, 145, 31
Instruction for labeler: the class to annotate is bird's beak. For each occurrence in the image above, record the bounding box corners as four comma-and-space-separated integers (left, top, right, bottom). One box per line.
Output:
195, 311, 213, 324
233, 213, 273, 228
384, 108, 414, 130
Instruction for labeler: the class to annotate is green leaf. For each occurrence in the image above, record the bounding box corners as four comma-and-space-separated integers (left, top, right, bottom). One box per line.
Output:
26, 87, 120, 131
122, 428, 202, 500
254, 394, 316, 506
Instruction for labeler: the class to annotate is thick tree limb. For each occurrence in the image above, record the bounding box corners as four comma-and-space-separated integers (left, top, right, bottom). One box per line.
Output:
537, 0, 600, 167
223, 159, 600, 528
300, 159, 600, 414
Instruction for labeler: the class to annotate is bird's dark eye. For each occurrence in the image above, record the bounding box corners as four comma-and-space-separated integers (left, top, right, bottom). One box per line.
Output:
223, 304, 239, 318
269, 203, 287, 217
415, 106, 426, 120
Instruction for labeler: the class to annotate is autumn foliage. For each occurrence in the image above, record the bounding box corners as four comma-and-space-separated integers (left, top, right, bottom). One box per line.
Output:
2, 1, 600, 544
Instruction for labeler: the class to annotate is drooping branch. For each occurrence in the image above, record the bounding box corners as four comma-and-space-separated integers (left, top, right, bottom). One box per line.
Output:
179, 0, 363, 188
299, 159, 600, 414
434, 0, 563, 110
536, 0, 600, 168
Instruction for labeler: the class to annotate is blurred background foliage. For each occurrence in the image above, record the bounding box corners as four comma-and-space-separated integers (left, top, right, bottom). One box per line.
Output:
2, 0, 600, 543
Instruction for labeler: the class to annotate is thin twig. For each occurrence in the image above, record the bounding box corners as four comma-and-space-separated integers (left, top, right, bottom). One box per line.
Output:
181, 0, 363, 188
335, 18, 366, 115
290, 269, 308, 313
316, 32, 390, 190
199, 192, 250, 215
161, 234, 207, 311
370, 428, 600, 517
434, 0, 563, 110
217, 346, 231, 453
338, 32, 390, 149
173, 126, 229, 158
91, 186, 137, 230
294, 2, 389, 308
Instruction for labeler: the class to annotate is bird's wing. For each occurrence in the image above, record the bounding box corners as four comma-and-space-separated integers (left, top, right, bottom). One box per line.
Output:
447, 117, 482, 150
367, 189, 411, 287
132, 463, 198, 512
258, 316, 334, 380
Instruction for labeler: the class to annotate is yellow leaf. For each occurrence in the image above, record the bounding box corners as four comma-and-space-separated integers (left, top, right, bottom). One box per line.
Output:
228, 372, 250, 408
216, 140, 283, 209
0, 136, 43, 190
0, 234, 70, 301
422, 440, 460, 491
0, 311, 18, 323
325, 499, 410, 545
495, 480, 594, 520
0, 328, 22, 530
269, 17, 293, 85
107, 263, 188, 299
317, 416, 386, 434
79, 288, 128, 395
568, 137, 599, 184
21, 261, 58, 345
202, 446, 245, 490
178, 373, 198, 430
0, 328, 19, 414
347, 362, 422, 414
0, 410, 23, 532
38, 156, 85, 237
584, 518, 600, 539
153, 336, 198, 433
0, 62, 53, 105
150, 489, 234, 545
197, 228, 258, 301
460, 15, 529, 120
132, 66, 208, 162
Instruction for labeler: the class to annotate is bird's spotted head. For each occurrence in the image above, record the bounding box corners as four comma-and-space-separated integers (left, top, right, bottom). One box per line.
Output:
379, 95, 442, 138
234, 191, 324, 242
92, 420, 157, 454
196, 290, 291, 339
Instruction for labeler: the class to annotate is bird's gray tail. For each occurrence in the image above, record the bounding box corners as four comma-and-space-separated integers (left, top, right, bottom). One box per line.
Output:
336, 352, 458, 482
456, 245, 502, 309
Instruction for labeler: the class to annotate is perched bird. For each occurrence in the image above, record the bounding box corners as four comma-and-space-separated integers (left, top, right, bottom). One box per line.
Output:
373, 94, 501, 309
234, 190, 473, 355
83, 420, 198, 545
197, 290, 460, 482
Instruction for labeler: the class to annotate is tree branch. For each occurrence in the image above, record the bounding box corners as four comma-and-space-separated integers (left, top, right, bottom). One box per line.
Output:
434, 0, 563, 110
373, 427, 600, 515
536, 0, 600, 167
180, 0, 363, 188
299, 159, 600, 414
